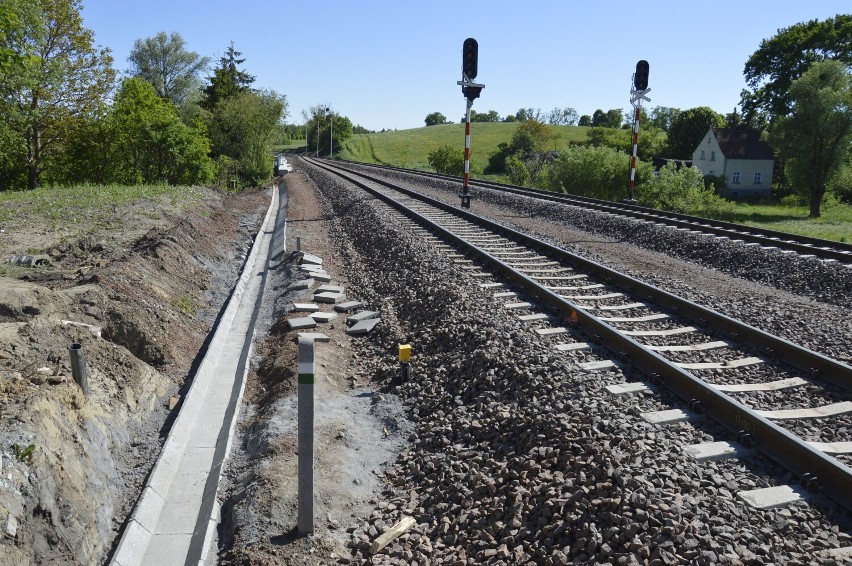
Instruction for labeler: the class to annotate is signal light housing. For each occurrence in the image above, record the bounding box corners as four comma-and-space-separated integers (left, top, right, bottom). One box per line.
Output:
463, 38, 478, 80
634, 60, 649, 91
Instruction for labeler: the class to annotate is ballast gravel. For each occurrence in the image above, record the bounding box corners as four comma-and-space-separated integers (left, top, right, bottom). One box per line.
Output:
300, 160, 852, 565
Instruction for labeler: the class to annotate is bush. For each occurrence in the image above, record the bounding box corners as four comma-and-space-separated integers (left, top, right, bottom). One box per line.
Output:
428, 145, 465, 175
505, 155, 530, 186
544, 145, 649, 200
640, 163, 734, 215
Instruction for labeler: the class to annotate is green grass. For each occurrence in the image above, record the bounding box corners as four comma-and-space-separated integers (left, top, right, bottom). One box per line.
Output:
711, 201, 852, 243
337, 123, 590, 172
0, 183, 204, 226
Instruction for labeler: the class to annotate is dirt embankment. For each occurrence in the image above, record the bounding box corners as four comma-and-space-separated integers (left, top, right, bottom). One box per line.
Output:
0, 187, 270, 564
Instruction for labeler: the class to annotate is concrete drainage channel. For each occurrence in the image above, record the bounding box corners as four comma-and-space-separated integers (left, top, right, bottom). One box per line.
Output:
110, 187, 280, 566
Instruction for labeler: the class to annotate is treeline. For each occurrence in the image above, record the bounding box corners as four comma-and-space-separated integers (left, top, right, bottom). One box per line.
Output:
0, 0, 286, 191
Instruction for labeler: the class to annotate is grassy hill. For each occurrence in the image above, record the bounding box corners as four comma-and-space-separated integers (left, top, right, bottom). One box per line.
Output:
336, 122, 590, 172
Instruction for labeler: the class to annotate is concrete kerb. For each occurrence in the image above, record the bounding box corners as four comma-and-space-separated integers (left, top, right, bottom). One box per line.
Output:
110, 186, 278, 566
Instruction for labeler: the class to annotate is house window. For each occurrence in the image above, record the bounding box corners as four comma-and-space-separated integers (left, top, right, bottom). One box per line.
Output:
700, 150, 705, 160
732, 172, 741, 183
710, 151, 716, 161
754, 172, 762, 184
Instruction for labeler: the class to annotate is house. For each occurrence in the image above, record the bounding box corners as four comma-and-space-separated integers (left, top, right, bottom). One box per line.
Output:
691, 128, 774, 199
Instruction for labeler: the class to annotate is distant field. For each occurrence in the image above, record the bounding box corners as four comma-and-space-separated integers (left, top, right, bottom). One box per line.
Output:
336, 123, 589, 172
714, 201, 852, 243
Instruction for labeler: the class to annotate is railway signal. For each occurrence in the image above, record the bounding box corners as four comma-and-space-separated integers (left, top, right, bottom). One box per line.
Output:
626, 60, 651, 203
456, 37, 485, 209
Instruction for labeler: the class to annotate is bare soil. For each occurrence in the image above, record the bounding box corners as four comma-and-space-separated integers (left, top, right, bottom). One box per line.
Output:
0, 186, 269, 565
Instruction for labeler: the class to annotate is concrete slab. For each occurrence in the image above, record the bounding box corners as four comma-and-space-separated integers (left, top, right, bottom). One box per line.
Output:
578, 360, 616, 371
314, 291, 346, 304
535, 327, 568, 336
288, 316, 317, 330
504, 302, 533, 309
300, 264, 324, 272
288, 279, 315, 291
293, 303, 320, 312
712, 377, 807, 393
757, 401, 852, 420
642, 409, 689, 424
738, 485, 806, 509
347, 318, 380, 335
310, 312, 338, 323
807, 441, 852, 455
621, 325, 696, 337
313, 272, 332, 283
335, 301, 364, 312
315, 284, 343, 293
605, 382, 649, 395
555, 342, 590, 352
518, 313, 550, 322
301, 253, 323, 265
685, 441, 753, 462
678, 356, 763, 370
297, 332, 330, 343
346, 310, 380, 326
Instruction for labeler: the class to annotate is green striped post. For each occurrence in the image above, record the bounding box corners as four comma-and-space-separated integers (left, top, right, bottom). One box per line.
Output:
298, 337, 315, 534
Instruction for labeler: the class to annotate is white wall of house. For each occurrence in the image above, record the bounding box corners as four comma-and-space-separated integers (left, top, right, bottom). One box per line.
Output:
691, 129, 773, 199
692, 131, 725, 177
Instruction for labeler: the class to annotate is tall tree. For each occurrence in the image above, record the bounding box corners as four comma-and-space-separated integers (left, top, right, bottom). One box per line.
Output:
209, 89, 285, 185
741, 14, 852, 125
667, 106, 725, 158
201, 41, 254, 111
768, 60, 852, 218
424, 111, 447, 126
128, 31, 209, 106
0, 0, 115, 189
648, 106, 681, 132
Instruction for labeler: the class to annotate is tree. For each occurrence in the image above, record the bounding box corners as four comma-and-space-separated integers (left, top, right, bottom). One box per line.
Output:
578, 114, 592, 127
0, 0, 115, 189
109, 77, 213, 185
649, 106, 680, 132
428, 145, 464, 175
201, 42, 255, 111
768, 60, 852, 217
742, 15, 852, 125
209, 89, 286, 185
468, 109, 500, 122
547, 107, 578, 125
424, 111, 447, 126
667, 106, 725, 158
591, 109, 622, 128
128, 31, 209, 106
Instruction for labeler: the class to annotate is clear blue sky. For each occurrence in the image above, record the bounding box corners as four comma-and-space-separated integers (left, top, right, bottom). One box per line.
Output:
81, 1, 850, 131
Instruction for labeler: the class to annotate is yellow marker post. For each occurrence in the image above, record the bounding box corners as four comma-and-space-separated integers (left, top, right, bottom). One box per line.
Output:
398, 344, 412, 383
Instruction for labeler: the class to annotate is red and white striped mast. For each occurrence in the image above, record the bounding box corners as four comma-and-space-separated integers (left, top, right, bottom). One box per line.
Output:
627, 60, 650, 203
457, 38, 484, 209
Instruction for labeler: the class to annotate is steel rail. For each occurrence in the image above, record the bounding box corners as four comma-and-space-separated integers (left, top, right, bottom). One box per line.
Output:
306, 156, 852, 511
329, 159, 852, 263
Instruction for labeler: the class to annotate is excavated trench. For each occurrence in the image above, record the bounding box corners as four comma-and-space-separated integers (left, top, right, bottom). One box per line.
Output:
0, 187, 270, 565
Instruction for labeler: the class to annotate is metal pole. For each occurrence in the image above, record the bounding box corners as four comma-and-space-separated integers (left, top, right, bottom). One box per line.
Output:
297, 337, 315, 534
330, 116, 333, 159
316, 117, 320, 158
68, 343, 89, 396
461, 98, 473, 208
628, 102, 641, 202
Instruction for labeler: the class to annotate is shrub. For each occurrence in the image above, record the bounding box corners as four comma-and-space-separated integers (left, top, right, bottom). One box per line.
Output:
544, 145, 649, 200
640, 163, 734, 215
428, 145, 465, 175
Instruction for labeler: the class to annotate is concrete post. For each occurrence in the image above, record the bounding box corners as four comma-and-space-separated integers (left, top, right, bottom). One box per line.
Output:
296, 236, 301, 253
68, 343, 89, 396
297, 337, 315, 534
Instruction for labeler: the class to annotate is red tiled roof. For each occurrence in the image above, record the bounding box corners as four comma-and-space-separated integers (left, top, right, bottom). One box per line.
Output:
712, 128, 774, 160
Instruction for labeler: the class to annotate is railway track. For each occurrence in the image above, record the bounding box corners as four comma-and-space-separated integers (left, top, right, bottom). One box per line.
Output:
329, 159, 852, 265
305, 156, 852, 512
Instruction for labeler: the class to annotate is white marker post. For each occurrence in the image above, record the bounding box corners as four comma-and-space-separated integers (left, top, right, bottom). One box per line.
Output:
297, 337, 315, 534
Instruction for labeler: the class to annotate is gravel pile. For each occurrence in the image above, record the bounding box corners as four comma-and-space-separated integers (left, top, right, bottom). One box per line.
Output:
303, 161, 852, 565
